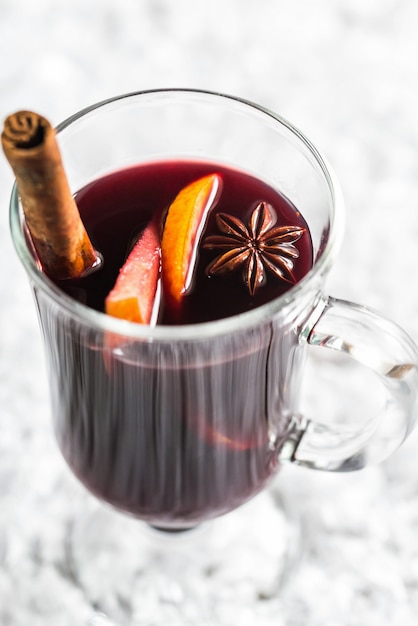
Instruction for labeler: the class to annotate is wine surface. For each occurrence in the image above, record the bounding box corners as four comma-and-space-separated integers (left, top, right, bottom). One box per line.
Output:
58, 159, 313, 324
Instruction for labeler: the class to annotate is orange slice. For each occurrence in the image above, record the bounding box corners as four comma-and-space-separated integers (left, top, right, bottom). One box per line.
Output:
105, 217, 161, 324
161, 173, 222, 309
192, 419, 264, 451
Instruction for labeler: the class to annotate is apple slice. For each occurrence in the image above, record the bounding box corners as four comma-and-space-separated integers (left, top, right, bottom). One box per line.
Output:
161, 173, 222, 309
105, 217, 161, 324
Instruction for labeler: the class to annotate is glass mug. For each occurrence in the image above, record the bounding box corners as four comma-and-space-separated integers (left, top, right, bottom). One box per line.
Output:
9, 89, 418, 531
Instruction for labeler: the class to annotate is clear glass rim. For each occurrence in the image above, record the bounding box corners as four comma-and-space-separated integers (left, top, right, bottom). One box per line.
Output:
9, 88, 344, 340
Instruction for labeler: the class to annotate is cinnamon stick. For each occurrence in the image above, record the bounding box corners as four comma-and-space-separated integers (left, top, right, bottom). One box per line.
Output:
2, 110, 100, 280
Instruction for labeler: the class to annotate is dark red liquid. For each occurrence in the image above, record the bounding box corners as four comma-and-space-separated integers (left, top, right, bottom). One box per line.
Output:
41, 160, 313, 527
57, 160, 313, 324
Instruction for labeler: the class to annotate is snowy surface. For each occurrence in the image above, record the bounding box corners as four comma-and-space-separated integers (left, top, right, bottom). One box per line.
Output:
1, 0, 418, 624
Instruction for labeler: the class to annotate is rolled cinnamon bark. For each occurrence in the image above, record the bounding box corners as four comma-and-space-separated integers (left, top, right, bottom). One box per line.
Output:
2, 110, 100, 280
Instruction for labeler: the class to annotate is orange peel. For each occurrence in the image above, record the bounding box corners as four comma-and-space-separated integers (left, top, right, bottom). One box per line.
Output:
161, 173, 222, 308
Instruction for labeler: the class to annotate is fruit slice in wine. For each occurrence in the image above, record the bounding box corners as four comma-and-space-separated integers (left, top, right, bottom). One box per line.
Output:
161, 173, 222, 310
105, 217, 160, 325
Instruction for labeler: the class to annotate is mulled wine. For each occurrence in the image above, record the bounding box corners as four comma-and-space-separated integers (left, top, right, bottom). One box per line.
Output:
44, 159, 313, 528
57, 160, 313, 324
10, 92, 418, 540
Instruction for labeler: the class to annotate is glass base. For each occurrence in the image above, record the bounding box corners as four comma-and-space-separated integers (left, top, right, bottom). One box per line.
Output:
67, 487, 302, 625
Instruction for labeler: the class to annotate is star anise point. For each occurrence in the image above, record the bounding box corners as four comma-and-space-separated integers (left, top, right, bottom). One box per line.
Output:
203, 202, 305, 295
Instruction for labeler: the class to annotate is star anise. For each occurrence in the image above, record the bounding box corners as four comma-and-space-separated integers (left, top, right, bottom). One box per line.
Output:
203, 202, 305, 295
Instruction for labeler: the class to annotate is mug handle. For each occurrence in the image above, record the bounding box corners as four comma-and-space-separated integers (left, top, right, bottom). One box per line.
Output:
279, 296, 418, 471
